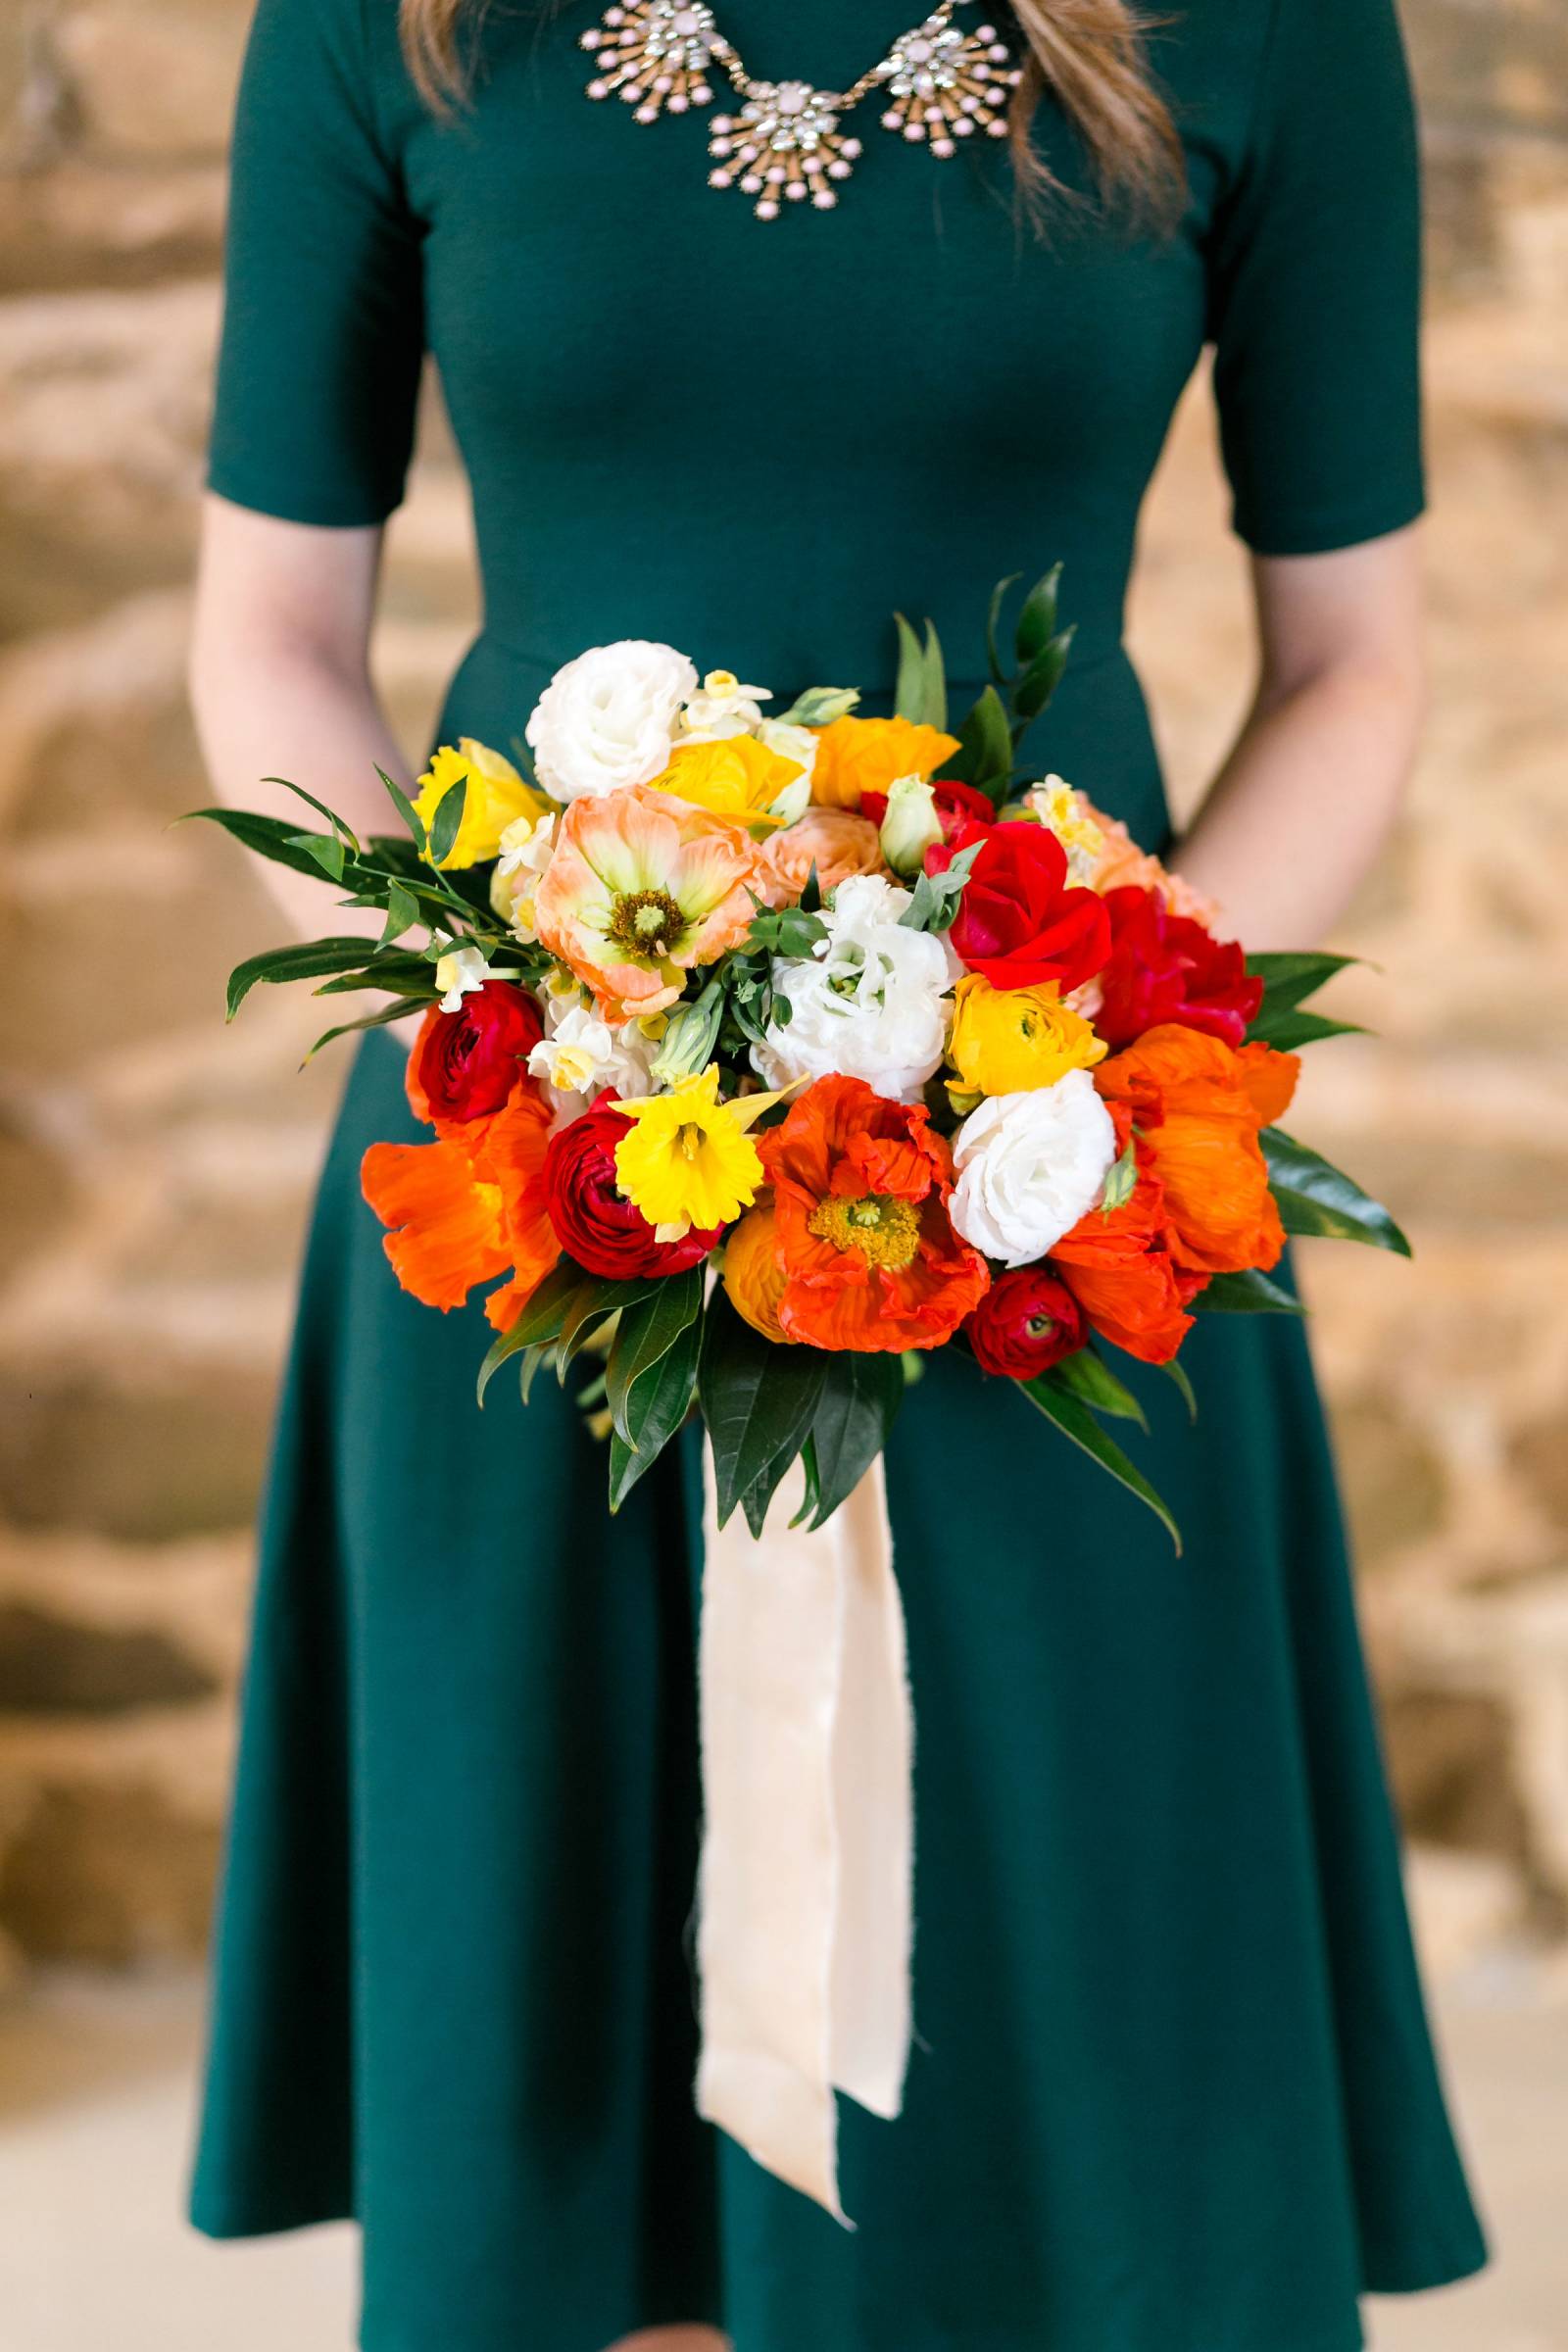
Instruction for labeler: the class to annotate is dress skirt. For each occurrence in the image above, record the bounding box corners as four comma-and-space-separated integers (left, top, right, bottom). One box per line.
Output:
190, 1022, 1487, 2352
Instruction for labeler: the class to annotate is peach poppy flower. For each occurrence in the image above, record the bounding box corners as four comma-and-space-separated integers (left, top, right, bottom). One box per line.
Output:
1094, 1023, 1300, 1278
533, 783, 768, 1025
808, 715, 961, 810
361, 1088, 559, 1333
756, 807, 886, 904
1077, 797, 1226, 932
759, 1074, 989, 1352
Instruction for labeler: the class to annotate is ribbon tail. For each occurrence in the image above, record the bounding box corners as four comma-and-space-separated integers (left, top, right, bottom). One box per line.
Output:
695, 1446, 912, 2225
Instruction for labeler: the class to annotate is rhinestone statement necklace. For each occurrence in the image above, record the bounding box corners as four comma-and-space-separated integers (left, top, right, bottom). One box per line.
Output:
581, 1, 1021, 219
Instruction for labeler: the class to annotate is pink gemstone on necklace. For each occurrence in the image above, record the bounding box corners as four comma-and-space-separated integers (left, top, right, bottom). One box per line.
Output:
774, 82, 809, 115
671, 8, 703, 29
905, 36, 934, 62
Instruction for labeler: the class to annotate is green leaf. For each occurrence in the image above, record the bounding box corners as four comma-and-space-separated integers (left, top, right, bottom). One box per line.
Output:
1011, 626, 1076, 726
1016, 1375, 1181, 1552
518, 1345, 548, 1406
475, 1260, 587, 1401
378, 768, 428, 852
608, 1317, 703, 1507
1045, 1348, 1148, 1431
555, 1276, 657, 1382
284, 829, 347, 883
1191, 1267, 1306, 1314
1013, 562, 1062, 668
379, 880, 419, 947
920, 618, 948, 736
945, 683, 1014, 804
800, 1351, 906, 1529
427, 771, 469, 869
263, 776, 360, 852
899, 839, 980, 934
773, 685, 859, 728
1160, 1357, 1198, 1421
699, 1290, 828, 1530
891, 613, 947, 732
224, 936, 381, 1020
303, 998, 417, 1063
789, 1433, 824, 1529
606, 1268, 705, 1444
180, 807, 359, 886
985, 572, 1021, 684
1246, 950, 1358, 1021
1262, 1128, 1411, 1255
1246, 1007, 1366, 1053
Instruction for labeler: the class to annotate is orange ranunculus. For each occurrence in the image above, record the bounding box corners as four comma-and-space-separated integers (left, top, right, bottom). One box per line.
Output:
362, 1088, 559, 1332
721, 1198, 792, 1343
1094, 1023, 1300, 1279
756, 806, 886, 903
1049, 1152, 1198, 1365
759, 1074, 989, 1351
808, 715, 961, 811
533, 782, 767, 1025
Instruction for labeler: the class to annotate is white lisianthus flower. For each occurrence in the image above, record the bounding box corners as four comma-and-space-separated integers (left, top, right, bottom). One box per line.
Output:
527, 997, 661, 1126
524, 640, 698, 803
679, 667, 772, 741
752, 873, 958, 1104
949, 1072, 1118, 1268
489, 810, 560, 944
432, 944, 495, 1014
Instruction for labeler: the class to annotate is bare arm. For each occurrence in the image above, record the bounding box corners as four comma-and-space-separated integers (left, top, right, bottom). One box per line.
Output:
1171, 527, 1424, 951
188, 494, 413, 942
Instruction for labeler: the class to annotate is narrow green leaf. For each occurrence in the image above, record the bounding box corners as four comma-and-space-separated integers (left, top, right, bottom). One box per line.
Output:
427, 772, 469, 869
518, 1345, 548, 1406
608, 1318, 703, 1507
1246, 1008, 1366, 1053
1045, 1348, 1149, 1431
921, 618, 948, 736
262, 776, 361, 853
803, 1350, 905, 1529
1016, 1375, 1181, 1552
555, 1277, 657, 1382
475, 1261, 587, 1401
699, 1291, 828, 1529
1263, 1128, 1412, 1256
284, 829, 347, 883
985, 572, 1021, 684
225, 936, 380, 1020
1191, 1267, 1306, 1314
893, 612, 929, 725
378, 767, 427, 851
945, 683, 1014, 804
379, 880, 419, 947
1245, 950, 1358, 1020
1011, 626, 1076, 725
606, 1268, 705, 1444
303, 998, 417, 1063
1160, 1357, 1199, 1421
180, 807, 358, 886
789, 1433, 824, 1529
1013, 562, 1062, 668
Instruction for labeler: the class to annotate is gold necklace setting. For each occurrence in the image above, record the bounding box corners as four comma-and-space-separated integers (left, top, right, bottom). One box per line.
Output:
581, 2, 1020, 218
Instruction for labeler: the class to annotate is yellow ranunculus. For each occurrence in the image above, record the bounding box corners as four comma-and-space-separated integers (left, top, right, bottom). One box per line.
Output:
808, 714, 961, 810
612, 1064, 784, 1239
414, 739, 553, 870
947, 973, 1106, 1101
653, 734, 807, 832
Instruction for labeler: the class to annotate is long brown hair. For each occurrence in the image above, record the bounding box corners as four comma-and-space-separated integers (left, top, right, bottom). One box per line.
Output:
400, 0, 1186, 227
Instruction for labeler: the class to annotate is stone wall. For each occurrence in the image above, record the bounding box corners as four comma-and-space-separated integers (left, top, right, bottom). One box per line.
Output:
0, 1, 1564, 1982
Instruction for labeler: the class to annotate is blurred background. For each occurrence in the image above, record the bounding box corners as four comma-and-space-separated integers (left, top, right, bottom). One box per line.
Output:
0, 1, 1564, 2345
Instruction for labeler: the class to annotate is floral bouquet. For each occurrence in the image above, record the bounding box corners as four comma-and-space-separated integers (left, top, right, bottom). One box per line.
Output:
195, 571, 1405, 1548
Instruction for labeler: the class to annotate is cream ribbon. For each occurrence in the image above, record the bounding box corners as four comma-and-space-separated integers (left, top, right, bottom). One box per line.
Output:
696, 1446, 913, 2224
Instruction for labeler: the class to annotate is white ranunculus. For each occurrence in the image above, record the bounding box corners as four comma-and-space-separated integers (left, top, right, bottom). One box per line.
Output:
752, 872, 958, 1104
528, 996, 661, 1127
524, 640, 698, 803
949, 1072, 1118, 1268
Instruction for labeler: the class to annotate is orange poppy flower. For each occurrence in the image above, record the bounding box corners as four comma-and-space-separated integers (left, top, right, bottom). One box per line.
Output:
1049, 1152, 1198, 1365
1094, 1023, 1300, 1279
362, 1087, 559, 1333
808, 715, 961, 811
758, 1074, 989, 1351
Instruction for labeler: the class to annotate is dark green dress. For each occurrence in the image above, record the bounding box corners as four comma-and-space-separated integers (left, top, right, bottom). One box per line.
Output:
191, 2, 1487, 2345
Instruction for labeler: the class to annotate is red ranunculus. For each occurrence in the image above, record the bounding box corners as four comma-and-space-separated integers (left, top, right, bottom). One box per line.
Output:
543, 1096, 720, 1279
1093, 886, 1262, 1050
858, 776, 998, 842
926, 818, 1110, 992
408, 980, 545, 1128
963, 1266, 1087, 1379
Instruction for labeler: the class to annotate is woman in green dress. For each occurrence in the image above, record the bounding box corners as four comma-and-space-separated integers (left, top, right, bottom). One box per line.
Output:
188, 2, 1487, 2345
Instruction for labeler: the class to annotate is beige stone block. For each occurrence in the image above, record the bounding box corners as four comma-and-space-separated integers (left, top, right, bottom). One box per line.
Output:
0, 158, 225, 294
51, 0, 252, 164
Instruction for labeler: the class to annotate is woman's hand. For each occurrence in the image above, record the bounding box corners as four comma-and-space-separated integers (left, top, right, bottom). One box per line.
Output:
1171, 526, 1424, 950
188, 495, 415, 943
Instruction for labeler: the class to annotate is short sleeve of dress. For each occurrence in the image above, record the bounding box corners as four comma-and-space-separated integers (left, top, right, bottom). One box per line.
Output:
1206, 0, 1424, 558
208, 0, 424, 526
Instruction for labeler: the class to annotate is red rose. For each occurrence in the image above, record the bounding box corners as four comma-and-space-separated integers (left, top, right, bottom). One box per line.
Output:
858, 776, 998, 842
544, 1097, 720, 1280
926, 819, 1110, 992
408, 980, 545, 1127
963, 1266, 1087, 1379
1093, 887, 1263, 1050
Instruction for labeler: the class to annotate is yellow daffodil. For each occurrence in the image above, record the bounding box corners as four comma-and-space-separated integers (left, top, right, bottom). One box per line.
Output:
415, 739, 553, 870
947, 973, 1106, 1102
652, 733, 808, 832
1013, 775, 1104, 882
612, 1064, 788, 1239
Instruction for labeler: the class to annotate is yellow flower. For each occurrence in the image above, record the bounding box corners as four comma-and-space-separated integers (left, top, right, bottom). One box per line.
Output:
947, 973, 1106, 1101
808, 715, 961, 810
652, 734, 807, 832
1012, 775, 1105, 882
612, 1064, 785, 1238
414, 739, 553, 870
